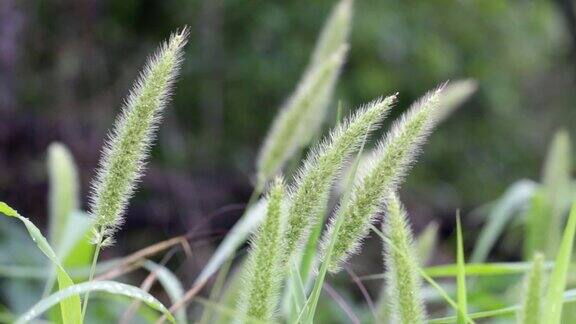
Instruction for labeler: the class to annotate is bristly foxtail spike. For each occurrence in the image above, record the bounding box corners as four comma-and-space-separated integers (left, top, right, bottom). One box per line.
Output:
320, 83, 448, 273
237, 176, 286, 322
383, 194, 427, 324
88, 28, 189, 246
281, 94, 397, 265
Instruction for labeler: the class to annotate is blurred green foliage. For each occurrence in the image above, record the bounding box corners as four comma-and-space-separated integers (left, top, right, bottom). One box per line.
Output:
4, 0, 575, 209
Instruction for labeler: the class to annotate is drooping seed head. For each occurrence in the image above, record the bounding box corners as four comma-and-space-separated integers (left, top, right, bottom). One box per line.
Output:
88, 28, 188, 245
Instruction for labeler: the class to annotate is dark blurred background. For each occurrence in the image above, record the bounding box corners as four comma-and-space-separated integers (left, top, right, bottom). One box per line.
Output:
1, 0, 575, 276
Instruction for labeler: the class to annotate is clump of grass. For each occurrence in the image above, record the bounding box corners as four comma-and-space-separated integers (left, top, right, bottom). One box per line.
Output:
321, 85, 445, 272
383, 194, 427, 324
282, 95, 396, 263
237, 177, 286, 322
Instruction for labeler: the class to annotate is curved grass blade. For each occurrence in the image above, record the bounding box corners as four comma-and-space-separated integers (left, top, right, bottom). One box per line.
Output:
195, 199, 267, 285
16, 281, 175, 324
0, 202, 81, 324
143, 261, 187, 324
471, 180, 537, 263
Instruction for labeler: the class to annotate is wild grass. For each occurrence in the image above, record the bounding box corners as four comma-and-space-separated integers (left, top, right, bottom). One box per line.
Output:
0, 0, 575, 323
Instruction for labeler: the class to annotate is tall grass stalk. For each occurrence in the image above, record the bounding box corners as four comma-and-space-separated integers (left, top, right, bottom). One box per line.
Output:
83, 28, 188, 318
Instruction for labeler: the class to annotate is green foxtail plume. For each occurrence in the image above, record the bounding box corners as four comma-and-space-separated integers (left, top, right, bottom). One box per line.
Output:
237, 177, 285, 322
256, 0, 353, 185
321, 85, 446, 272
282, 95, 396, 263
88, 28, 189, 246
383, 194, 427, 324
518, 252, 545, 324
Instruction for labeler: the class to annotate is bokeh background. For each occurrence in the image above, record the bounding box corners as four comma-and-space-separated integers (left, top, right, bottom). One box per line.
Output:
1, 0, 576, 315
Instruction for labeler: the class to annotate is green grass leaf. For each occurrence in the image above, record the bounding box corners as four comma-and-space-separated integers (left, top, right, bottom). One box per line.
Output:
456, 212, 468, 324
542, 201, 576, 323
471, 180, 537, 263
0, 201, 81, 324
143, 261, 187, 324
16, 280, 175, 324
194, 199, 267, 285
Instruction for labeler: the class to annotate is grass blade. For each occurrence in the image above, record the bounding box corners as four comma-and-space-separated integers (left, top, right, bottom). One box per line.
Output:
143, 261, 187, 324
16, 280, 175, 324
456, 212, 468, 324
471, 180, 537, 263
0, 202, 81, 324
542, 201, 576, 323
195, 198, 267, 285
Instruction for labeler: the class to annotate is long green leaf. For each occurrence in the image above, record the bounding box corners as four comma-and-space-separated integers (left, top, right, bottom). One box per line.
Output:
471, 180, 537, 263
456, 213, 468, 324
143, 261, 187, 324
16, 280, 175, 324
543, 201, 576, 323
0, 202, 81, 324
194, 199, 267, 285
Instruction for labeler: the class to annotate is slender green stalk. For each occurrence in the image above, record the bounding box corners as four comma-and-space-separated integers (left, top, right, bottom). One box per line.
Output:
518, 252, 544, 324
237, 177, 285, 322
384, 195, 427, 324
80, 236, 103, 320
